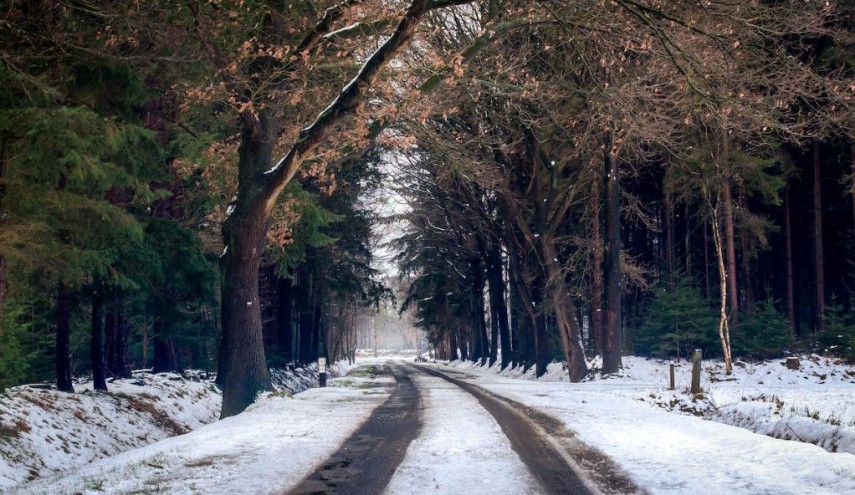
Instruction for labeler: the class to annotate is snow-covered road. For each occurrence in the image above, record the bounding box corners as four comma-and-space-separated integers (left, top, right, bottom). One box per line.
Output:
384, 369, 543, 495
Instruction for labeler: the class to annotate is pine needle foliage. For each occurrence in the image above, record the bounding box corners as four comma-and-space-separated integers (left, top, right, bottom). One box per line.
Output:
637, 275, 719, 359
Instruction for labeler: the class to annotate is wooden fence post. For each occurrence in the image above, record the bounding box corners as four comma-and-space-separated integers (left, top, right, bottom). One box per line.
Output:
691, 349, 703, 395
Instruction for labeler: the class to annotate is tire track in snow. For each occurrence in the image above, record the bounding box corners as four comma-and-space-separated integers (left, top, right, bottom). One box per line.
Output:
288, 365, 420, 495
415, 365, 644, 495
384, 367, 544, 495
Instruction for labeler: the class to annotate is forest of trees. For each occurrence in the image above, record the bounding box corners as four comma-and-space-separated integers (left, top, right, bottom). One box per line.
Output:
2, 0, 855, 417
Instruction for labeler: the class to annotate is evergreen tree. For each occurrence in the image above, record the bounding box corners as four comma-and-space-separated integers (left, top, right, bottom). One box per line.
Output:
637, 276, 719, 359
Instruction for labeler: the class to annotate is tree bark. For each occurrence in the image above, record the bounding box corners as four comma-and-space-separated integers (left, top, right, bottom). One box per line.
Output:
91, 288, 108, 391
297, 266, 315, 364
785, 185, 796, 336
0, 137, 7, 318
710, 196, 733, 375
590, 166, 604, 355
813, 141, 825, 333
719, 124, 739, 328
278, 276, 294, 363
603, 134, 622, 374
505, 221, 537, 371
105, 296, 130, 379
487, 240, 511, 369
152, 327, 181, 373
56, 282, 74, 393
663, 180, 675, 288
209, 0, 451, 417
542, 240, 588, 381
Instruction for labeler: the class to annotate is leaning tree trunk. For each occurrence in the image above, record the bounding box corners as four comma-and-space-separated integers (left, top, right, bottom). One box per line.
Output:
602, 137, 623, 374
710, 197, 733, 375
56, 282, 74, 393
208, 0, 463, 417
542, 240, 588, 382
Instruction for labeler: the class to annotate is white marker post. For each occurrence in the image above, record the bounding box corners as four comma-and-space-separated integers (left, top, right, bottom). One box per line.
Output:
318, 357, 327, 388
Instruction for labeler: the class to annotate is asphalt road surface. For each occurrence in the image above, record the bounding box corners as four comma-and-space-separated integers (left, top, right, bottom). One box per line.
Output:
288, 364, 642, 495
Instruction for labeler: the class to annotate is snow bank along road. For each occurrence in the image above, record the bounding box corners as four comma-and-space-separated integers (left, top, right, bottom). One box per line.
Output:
290, 364, 641, 495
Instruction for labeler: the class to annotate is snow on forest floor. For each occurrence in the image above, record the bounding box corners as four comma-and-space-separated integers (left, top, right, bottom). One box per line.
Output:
0, 363, 340, 492
438, 354, 855, 494
3, 355, 855, 494
442, 354, 855, 455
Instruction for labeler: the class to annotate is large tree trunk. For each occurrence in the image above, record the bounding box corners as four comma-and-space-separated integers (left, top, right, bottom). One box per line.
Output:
211, 0, 448, 417
542, 241, 588, 382
218, 177, 274, 417
91, 288, 108, 391
56, 282, 74, 393
813, 141, 825, 333
505, 224, 535, 371
469, 257, 489, 365
487, 241, 511, 369
602, 137, 622, 374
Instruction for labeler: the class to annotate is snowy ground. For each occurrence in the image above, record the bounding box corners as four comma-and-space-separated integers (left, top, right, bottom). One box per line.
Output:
3, 355, 855, 494
440, 355, 855, 494
384, 371, 542, 495
0, 364, 332, 493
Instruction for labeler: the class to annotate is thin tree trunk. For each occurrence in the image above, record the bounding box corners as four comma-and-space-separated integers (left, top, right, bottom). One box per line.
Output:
785, 185, 796, 336
686, 202, 692, 277
718, 121, 739, 328
152, 326, 181, 373
590, 167, 604, 355
663, 183, 675, 288
710, 197, 733, 375
56, 282, 74, 393
0, 137, 7, 318
813, 141, 825, 333
91, 288, 108, 391
603, 135, 622, 374
704, 218, 710, 300
722, 179, 739, 327
105, 295, 130, 379
739, 188, 753, 312
278, 277, 294, 362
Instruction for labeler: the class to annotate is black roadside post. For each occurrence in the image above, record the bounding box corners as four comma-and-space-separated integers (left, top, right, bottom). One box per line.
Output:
318, 357, 327, 388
